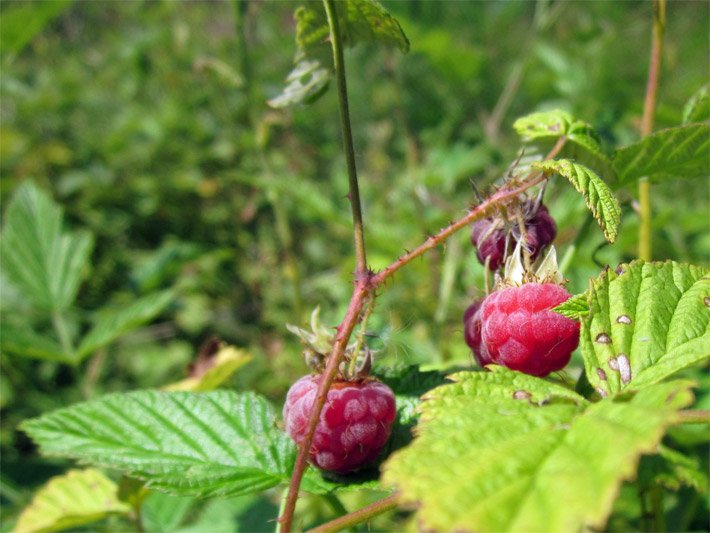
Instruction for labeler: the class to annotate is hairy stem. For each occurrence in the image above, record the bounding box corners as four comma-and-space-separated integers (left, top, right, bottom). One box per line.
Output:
674, 409, 710, 424
638, 0, 666, 261
309, 494, 400, 533
323, 0, 367, 274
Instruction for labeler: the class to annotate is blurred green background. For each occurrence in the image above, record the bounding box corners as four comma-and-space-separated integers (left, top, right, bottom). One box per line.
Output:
1, 0, 708, 531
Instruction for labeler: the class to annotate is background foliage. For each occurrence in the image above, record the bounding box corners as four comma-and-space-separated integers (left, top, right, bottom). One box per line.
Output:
1, 1, 708, 531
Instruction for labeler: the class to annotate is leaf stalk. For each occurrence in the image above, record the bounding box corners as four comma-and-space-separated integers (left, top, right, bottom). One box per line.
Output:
308, 493, 400, 533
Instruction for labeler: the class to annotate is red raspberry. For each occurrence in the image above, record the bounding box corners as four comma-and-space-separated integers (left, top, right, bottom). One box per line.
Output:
480, 283, 579, 377
283, 375, 396, 474
463, 301, 493, 367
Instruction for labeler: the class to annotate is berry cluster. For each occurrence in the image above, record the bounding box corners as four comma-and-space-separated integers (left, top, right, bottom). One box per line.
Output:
464, 198, 579, 377
470, 200, 557, 271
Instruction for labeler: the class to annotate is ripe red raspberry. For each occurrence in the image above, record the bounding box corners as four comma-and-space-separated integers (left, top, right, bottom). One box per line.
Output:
463, 300, 493, 367
283, 375, 396, 474
480, 283, 579, 377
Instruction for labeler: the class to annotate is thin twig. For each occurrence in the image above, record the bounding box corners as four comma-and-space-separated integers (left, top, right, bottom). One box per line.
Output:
324, 0, 367, 275
309, 494, 400, 533
638, 0, 666, 261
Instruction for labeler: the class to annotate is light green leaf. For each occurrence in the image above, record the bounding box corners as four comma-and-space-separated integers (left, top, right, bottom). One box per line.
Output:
270, 0, 408, 108
612, 124, 710, 185
0, 182, 93, 312
552, 292, 590, 320
383, 370, 695, 533
21, 391, 296, 498
163, 345, 252, 392
0, 0, 73, 57
513, 110, 614, 179
13, 468, 130, 533
682, 84, 710, 124
140, 492, 195, 533
0, 321, 70, 363
579, 260, 709, 397
76, 290, 175, 360
532, 159, 621, 243
267, 59, 330, 109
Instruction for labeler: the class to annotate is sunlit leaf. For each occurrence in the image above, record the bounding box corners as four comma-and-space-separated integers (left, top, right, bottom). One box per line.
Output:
163, 345, 252, 392
532, 159, 621, 243
578, 260, 709, 396
383, 370, 694, 533
682, 84, 710, 124
14, 469, 129, 533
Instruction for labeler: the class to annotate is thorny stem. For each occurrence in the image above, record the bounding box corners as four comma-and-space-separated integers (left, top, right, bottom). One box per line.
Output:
347, 294, 376, 377
309, 494, 400, 533
278, 138, 566, 532
674, 409, 710, 424
638, 0, 666, 261
278, 48, 567, 533
324, 0, 368, 275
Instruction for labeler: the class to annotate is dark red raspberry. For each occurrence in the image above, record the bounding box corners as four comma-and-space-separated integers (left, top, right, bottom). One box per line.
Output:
512, 203, 557, 261
470, 218, 507, 271
470, 202, 557, 270
463, 300, 493, 367
480, 283, 579, 377
283, 375, 396, 474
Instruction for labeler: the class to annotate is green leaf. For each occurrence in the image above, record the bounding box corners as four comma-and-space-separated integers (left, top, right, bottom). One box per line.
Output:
13, 468, 130, 533
383, 370, 694, 533
270, 0, 408, 108
579, 260, 709, 397
612, 124, 710, 185
513, 110, 614, 179
0, 0, 73, 57
76, 290, 175, 360
682, 84, 710, 124
163, 345, 252, 392
140, 492, 195, 533
21, 391, 296, 498
0, 182, 93, 312
638, 445, 708, 493
552, 292, 590, 320
267, 59, 331, 109
532, 159, 621, 243
0, 321, 70, 363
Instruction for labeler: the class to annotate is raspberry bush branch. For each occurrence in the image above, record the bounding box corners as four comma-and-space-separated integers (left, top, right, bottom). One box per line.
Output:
308, 493, 400, 533
324, 0, 368, 275
638, 0, 666, 261
278, 137, 567, 531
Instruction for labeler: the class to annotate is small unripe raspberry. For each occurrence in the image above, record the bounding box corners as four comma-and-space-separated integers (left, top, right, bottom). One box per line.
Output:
480, 283, 579, 377
463, 301, 493, 367
470, 218, 507, 271
512, 203, 557, 261
283, 375, 396, 474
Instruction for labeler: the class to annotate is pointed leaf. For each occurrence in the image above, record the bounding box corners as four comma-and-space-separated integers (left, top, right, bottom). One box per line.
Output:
383, 370, 694, 533
578, 261, 709, 397
267, 59, 330, 108
552, 292, 590, 320
21, 391, 296, 498
0, 321, 70, 363
0, 0, 73, 56
682, 84, 709, 124
532, 159, 621, 243
76, 290, 175, 360
612, 124, 710, 184
163, 346, 252, 392
0, 182, 93, 312
14, 468, 130, 533
513, 110, 615, 179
